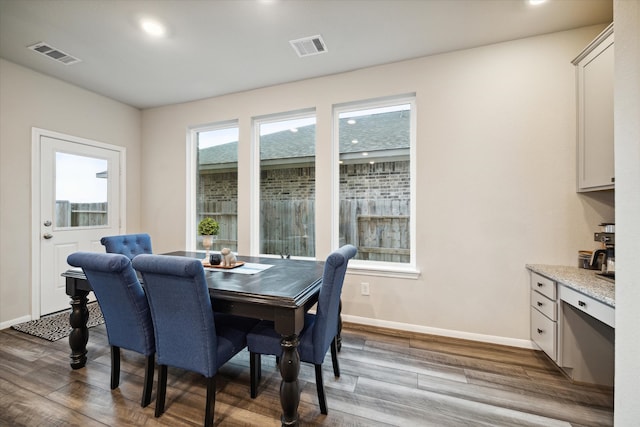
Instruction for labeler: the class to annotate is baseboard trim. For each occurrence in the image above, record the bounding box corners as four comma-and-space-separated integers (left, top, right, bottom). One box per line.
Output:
0, 315, 33, 331
341, 314, 538, 350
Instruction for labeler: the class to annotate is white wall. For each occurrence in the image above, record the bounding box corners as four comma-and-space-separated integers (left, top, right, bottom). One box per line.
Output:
614, 0, 640, 423
0, 59, 142, 325
141, 25, 613, 345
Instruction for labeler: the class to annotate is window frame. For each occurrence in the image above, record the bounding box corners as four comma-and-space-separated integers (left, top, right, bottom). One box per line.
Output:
332, 95, 418, 278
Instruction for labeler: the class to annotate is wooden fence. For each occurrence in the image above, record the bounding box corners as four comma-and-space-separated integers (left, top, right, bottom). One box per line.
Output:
56, 201, 107, 227
198, 200, 239, 251
340, 199, 410, 263
198, 198, 410, 262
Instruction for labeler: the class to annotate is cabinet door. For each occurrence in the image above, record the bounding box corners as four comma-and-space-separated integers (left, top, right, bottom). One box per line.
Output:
575, 28, 614, 192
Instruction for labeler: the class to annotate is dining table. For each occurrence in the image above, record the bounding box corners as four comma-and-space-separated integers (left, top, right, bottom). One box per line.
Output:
62, 250, 326, 426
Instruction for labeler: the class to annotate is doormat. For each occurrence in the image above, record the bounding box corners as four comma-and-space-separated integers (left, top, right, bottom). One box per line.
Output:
12, 302, 104, 342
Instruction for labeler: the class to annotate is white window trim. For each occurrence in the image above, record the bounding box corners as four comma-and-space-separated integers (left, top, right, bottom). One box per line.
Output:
332, 95, 418, 276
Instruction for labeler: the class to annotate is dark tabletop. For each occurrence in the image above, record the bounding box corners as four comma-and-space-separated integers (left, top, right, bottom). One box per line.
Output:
164, 251, 325, 309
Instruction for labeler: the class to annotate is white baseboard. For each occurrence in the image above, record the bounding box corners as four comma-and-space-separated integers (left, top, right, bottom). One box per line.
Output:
342, 314, 538, 350
2, 311, 537, 350
0, 315, 33, 331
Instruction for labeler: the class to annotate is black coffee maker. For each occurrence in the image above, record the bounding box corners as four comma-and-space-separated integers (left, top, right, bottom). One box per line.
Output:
591, 230, 615, 277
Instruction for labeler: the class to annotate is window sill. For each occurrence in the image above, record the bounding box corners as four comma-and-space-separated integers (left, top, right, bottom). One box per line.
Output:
347, 261, 420, 279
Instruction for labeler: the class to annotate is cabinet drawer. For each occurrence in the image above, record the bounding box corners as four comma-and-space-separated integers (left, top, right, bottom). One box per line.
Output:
531, 308, 557, 361
530, 272, 556, 300
531, 289, 557, 321
559, 285, 615, 328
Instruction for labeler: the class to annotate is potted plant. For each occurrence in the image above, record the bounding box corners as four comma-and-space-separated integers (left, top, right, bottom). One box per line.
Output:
198, 217, 219, 261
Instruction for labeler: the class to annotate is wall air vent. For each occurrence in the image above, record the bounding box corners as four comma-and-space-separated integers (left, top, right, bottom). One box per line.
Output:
289, 35, 328, 58
27, 42, 81, 65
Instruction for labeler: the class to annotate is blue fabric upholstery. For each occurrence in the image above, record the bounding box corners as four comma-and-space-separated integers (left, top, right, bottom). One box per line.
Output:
247, 244, 357, 412
132, 254, 257, 425
100, 233, 153, 260
66, 251, 155, 407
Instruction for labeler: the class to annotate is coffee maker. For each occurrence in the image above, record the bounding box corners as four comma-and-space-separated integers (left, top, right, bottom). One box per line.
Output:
591, 224, 615, 278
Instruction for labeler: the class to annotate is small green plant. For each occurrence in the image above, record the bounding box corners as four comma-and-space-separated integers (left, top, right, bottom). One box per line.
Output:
198, 217, 219, 236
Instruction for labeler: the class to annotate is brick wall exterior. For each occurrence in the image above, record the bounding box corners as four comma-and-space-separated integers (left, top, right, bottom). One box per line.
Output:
200, 160, 409, 204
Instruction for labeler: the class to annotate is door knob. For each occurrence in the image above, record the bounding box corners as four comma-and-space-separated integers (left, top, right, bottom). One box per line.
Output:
43, 233, 53, 239
43, 220, 52, 227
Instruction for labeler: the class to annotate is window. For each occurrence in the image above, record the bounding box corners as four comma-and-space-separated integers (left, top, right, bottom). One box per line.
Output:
192, 124, 239, 252
335, 98, 415, 267
55, 152, 108, 228
254, 112, 316, 258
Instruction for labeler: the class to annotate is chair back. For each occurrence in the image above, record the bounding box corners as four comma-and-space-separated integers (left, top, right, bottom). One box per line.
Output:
67, 252, 155, 356
101, 233, 153, 260
132, 254, 218, 377
311, 244, 357, 363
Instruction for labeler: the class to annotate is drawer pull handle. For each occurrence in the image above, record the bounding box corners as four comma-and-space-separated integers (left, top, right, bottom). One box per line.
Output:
537, 301, 543, 307
537, 328, 544, 334
578, 300, 586, 308
537, 282, 544, 287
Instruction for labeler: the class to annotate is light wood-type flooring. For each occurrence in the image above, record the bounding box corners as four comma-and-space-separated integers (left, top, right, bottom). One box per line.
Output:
0, 322, 613, 426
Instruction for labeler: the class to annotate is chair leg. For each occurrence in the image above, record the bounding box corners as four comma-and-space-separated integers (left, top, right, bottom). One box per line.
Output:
314, 364, 328, 415
330, 336, 340, 377
204, 376, 216, 427
337, 300, 343, 352
250, 352, 261, 398
141, 354, 155, 407
155, 365, 167, 418
110, 346, 120, 389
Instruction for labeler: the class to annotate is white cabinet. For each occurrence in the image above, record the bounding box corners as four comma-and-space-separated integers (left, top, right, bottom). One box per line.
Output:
528, 268, 615, 387
573, 24, 614, 192
530, 272, 557, 361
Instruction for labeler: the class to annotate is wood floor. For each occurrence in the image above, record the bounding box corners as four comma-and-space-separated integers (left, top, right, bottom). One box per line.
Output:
0, 322, 613, 426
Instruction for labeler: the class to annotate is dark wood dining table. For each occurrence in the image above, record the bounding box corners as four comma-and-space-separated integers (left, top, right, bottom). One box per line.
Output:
62, 251, 325, 426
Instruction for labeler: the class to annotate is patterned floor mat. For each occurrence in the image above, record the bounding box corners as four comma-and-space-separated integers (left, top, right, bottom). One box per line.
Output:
11, 303, 104, 341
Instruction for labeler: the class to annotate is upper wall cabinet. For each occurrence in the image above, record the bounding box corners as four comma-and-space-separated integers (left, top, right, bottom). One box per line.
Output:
573, 24, 614, 192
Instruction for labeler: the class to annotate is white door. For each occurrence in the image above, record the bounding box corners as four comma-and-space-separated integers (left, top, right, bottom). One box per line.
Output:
37, 133, 123, 315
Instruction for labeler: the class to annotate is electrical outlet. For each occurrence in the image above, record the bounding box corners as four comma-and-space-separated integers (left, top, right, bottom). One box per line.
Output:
361, 282, 370, 296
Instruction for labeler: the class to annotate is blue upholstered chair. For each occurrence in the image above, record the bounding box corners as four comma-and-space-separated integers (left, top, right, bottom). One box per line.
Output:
247, 244, 357, 414
100, 233, 153, 259
66, 252, 155, 407
131, 254, 257, 426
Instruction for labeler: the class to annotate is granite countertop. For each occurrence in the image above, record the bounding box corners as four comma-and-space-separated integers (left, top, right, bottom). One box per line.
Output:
526, 264, 615, 308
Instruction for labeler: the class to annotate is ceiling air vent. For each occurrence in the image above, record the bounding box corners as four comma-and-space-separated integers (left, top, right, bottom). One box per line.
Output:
289, 35, 327, 58
27, 42, 81, 65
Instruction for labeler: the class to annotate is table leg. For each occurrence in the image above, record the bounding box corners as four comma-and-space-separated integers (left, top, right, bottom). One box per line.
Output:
279, 334, 300, 426
68, 289, 90, 369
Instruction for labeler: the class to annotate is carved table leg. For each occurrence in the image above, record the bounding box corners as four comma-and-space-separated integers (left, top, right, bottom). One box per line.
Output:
68, 289, 90, 369
279, 334, 300, 426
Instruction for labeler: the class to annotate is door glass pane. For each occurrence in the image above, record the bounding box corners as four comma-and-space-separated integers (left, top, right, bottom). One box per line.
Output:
55, 152, 108, 228
196, 127, 239, 252
258, 115, 316, 258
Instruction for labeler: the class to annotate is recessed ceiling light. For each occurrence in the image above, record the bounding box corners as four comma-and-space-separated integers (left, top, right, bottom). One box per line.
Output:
140, 18, 166, 37
362, 152, 368, 156
529, 0, 547, 5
